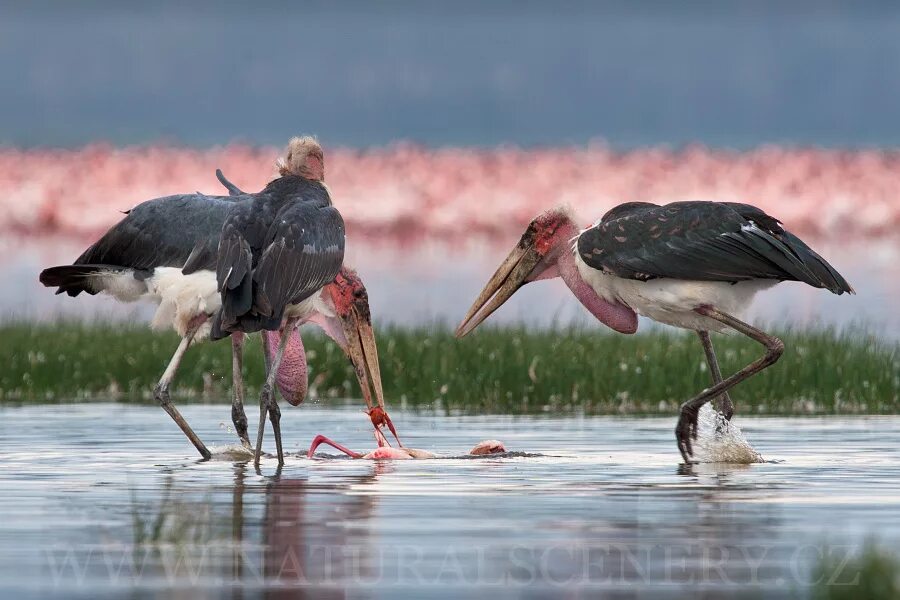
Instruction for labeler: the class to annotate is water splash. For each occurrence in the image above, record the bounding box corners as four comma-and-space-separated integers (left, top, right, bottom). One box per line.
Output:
208, 444, 254, 459
692, 404, 764, 463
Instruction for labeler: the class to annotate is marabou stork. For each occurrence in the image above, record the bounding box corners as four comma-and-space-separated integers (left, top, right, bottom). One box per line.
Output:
455, 202, 853, 462
40, 137, 398, 465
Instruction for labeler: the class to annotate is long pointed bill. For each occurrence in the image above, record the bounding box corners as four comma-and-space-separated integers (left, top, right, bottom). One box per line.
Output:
455, 241, 542, 338
339, 306, 402, 447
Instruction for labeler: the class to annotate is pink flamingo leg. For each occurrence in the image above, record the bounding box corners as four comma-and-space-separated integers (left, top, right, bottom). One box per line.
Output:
307, 435, 363, 459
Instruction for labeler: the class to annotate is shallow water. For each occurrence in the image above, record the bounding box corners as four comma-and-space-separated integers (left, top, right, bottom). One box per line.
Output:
1, 403, 899, 598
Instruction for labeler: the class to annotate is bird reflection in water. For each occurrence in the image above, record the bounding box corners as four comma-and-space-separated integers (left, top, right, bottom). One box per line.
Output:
129, 462, 386, 598
243, 462, 384, 598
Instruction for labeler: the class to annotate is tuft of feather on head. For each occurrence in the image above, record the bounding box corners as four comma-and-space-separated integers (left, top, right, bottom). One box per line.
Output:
276, 135, 325, 181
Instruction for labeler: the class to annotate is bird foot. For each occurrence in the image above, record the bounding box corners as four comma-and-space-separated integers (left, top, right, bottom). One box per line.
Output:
675, 405, 700, 463
713, 411, 731, 436
712, 396, 734, 422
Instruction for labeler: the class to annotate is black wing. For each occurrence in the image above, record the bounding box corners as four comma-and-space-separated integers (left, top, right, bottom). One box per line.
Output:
182, 173, 254, 274
41, 193, 238, 295
214, 201, 263, 330
252, 200, 345, 316
77, 194, 235, 270
577, 201, 853, 294
722, 202, 853, 294
214, 191, 345, 337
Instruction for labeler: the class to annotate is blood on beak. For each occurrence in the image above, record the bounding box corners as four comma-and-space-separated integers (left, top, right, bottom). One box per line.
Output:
336, 296, 402, 447
455, 238, 542, 338
314, 268, 403, 447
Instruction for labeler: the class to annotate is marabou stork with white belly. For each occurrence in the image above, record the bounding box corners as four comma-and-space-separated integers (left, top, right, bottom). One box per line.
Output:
456, 201, 853, 462
40, 137, 398, 466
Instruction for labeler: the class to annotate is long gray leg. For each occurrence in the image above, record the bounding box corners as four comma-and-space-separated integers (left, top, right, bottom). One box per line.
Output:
261, 330, 273, 375
676, 307, 784, 463
155, 320, 211, 460
696, 330, 734, 421
254, 318, 299, 466
230, 333, 250, 449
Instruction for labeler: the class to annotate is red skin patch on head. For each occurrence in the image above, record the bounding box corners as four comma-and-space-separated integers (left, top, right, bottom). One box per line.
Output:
325, 268, 368, 318
532, 210, 574, 256
535, 227, 556, 255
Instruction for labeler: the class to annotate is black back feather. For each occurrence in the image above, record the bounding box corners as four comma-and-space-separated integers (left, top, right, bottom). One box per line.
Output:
41, 168, 346, 338
577, 201, 853, 294
213, 176, 345, 338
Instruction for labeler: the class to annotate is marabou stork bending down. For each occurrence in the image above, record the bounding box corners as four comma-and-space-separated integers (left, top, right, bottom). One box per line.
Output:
40, 137, 398, 465
456, 202, 852, 463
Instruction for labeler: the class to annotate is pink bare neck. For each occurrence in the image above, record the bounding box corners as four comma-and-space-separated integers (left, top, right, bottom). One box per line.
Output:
556, 244, 639, 334
307, 434, 363, 459
263, 329, 309, 406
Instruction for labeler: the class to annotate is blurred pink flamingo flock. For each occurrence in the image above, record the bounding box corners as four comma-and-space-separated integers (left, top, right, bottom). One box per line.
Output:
2, 143, 899, 243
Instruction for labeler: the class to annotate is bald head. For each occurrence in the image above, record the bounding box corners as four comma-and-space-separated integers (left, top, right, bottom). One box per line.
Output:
277, 136, 325, 181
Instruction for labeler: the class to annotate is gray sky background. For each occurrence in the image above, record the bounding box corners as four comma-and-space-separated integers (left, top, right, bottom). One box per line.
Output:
3, 1, 899, 148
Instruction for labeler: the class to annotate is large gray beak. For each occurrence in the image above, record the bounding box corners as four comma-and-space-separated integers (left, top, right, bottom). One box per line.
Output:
337, 304, 402, 446
339, 306, 385, 413
455, 240, 542, 338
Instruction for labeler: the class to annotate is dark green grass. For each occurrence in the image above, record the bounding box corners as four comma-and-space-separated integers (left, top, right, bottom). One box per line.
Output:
1, 321, 897, 414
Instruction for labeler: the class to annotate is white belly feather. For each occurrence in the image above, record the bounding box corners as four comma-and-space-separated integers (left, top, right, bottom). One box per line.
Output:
143, 267, 220, 336
574, 253, 776, 331
93, 267, 322, 337
282, 295, 320, 322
